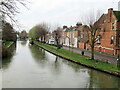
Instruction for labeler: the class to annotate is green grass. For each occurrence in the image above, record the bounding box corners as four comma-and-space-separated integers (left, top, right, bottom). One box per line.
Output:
34, 41, 120, 75
4, 41, 14, 48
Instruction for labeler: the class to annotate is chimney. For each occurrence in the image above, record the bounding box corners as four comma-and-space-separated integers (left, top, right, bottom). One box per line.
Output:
76, 22, 82, 27
63, 25, 67, 29
108, 8, 113, 22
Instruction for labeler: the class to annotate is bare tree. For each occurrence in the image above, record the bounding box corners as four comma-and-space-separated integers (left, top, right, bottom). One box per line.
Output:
0, 0, 27, 24
19, 30, 28, 40
29, 22, 50, 41
82, 10, 103, 60
39, 22, 51, 42
53, 27, 63, 49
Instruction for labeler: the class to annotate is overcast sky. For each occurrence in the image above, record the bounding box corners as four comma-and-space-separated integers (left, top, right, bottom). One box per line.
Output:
15, 0, 120, 31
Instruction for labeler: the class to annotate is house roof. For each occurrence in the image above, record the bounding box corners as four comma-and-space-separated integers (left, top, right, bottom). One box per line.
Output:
113, 11, 120, 21
94, 14, 107, 25
64, 26, 80, 32
99, 14, 107, 23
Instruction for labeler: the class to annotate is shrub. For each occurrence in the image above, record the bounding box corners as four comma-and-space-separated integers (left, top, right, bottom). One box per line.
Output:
2, 46, 11, 58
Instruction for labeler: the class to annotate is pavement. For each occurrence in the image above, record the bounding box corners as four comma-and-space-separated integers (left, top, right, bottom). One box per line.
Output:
62, 46, 118, 65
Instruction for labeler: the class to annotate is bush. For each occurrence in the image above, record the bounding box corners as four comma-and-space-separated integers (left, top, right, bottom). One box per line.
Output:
2, 46, 11, 58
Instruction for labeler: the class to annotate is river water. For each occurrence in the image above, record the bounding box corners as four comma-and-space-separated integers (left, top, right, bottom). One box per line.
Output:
2, 41, 120, 88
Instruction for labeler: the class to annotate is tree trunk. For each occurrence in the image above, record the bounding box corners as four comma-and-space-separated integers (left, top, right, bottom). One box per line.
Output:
44, 36, 45, 42
91, 44, 94, 60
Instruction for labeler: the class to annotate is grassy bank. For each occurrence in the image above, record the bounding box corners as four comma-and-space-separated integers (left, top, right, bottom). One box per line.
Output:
2, 41, 14, 58
34, 41, 120, 76
4, 41, 14, 48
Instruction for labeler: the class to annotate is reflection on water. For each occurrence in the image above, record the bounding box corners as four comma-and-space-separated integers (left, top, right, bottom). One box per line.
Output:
0, 59, 1, 69
88, 70, 119, 88
2, 41, 120, 88
29, 45, 47, 68
59, 58, 120, 88
0, 69, 2, 89
21, 40, 27, 46
2, 43, 16, 70
1, 43, 16, 89
0, 46, 1, 89
51, 56, 62, 75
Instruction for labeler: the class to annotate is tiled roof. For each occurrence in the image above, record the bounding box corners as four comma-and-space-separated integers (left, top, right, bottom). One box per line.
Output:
113, 11, 120, 21
64, 26, 82, 32
98, 14, 107, 23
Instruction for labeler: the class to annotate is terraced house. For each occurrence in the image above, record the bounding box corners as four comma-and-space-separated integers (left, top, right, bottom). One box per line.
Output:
63, 23, 82, 48
79, 8, 120, 55
73, 8, 120, 55
63, 8, 120, 55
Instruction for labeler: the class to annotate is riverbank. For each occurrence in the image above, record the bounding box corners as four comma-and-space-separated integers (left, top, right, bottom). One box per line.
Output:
34, 41, 120, 77
2, 41, 14, 58
4, 41, 14, 48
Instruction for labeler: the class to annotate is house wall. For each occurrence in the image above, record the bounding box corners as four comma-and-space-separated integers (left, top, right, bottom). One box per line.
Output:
78, 43, 85, 49
95, 9, 119, 55
78, 8, 120, 55
64, 30, 79, 48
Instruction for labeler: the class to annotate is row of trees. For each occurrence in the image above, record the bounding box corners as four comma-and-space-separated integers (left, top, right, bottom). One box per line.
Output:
29, 23, 63, 48
29, 23, 50, 41
18, 30, 28, 40
2, 21, 17, 58
52, 27, 63, 48
2, 21, 17, 42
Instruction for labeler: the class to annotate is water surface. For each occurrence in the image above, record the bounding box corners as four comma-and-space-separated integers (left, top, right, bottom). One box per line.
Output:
2, 41, 120, 88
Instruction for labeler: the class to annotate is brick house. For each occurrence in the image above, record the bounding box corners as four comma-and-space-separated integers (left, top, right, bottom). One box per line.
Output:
95, 8, 120, 55
46, 28, 64, 45
63, 23, 82, 48
45, 33, 55, 44
78, 25, 89, 49
83, 8, 120, 55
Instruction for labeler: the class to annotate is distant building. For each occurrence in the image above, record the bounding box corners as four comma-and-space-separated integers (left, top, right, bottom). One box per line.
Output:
63, 23, 82, 48
63, 8, 120, 55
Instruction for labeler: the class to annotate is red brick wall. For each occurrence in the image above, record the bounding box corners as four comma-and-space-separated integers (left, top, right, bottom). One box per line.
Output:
93, 9, 119, 55
117, 22, 120, 30
78, 43, 85, 49
104, 49, 114, 54
117, 50, 120, 54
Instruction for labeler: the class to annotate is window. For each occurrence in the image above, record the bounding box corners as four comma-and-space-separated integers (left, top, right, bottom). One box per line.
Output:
96, 35, 101, 44
119, 36, 120, 47
73, 33, 74, 38
67, 33, 69, 37
110, 36, 114, 44
112, 23, 114, 30
80, 34, 84, 38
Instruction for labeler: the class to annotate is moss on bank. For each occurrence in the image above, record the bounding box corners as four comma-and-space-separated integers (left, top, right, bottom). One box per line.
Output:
2, 41, 14, 58
4, 41, 14, 48
34, 41, 120, 76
